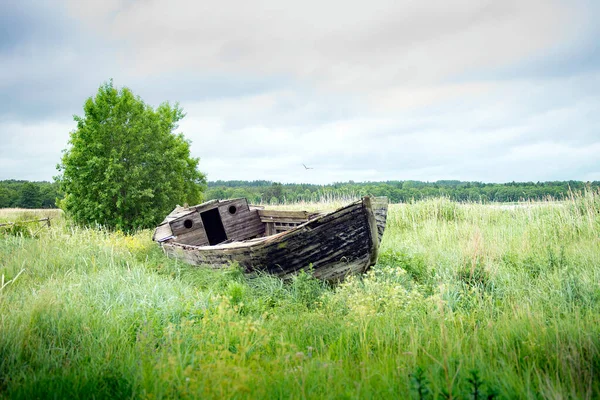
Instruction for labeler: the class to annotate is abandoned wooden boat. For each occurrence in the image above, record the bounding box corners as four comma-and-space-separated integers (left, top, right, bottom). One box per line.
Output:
153, 196, 388, 281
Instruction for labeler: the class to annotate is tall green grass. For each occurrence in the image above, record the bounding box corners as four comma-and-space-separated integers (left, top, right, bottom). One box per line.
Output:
1, 191, 599, 399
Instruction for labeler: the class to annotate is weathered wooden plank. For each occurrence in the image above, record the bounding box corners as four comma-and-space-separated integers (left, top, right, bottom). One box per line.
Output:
269, 224, 298, 232
194, 198, 249, 214
178, 231, 209, 246
192, 199, 219, 213
260, 217, 311, 224
224, 210, 265, 241
363, 196, 380, 269
257, 210, 313, 219
170, 211, 202, 235
372, 197, 388, 242
218, 199, 264, 241
160, 207, 195, 225
169, 211, 209, 246
153, 223, 173, 242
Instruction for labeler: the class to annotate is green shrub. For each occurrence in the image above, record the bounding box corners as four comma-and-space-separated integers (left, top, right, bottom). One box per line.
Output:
0, 223, 31, 238
377, 250, 431, 284
290, 269, 327, 309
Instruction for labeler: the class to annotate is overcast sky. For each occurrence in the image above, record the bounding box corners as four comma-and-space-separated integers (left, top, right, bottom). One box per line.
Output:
1, 0, 598, 184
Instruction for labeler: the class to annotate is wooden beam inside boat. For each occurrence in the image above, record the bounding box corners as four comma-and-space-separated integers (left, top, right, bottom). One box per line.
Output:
257, 210, 313, 219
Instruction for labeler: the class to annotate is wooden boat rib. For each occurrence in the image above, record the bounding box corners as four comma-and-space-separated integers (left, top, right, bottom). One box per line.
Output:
153, 196, 388, 281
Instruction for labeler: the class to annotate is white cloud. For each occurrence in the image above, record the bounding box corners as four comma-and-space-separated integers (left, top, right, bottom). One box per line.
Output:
65, 0, 575, 107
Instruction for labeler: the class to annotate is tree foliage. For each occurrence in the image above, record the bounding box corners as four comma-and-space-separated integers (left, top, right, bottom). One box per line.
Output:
18, 182, 41, 209
0, 180, 58, 209
56, 81, 205, 231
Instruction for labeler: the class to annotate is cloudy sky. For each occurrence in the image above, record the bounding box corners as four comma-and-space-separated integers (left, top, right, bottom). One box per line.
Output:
1, 0, 598, 184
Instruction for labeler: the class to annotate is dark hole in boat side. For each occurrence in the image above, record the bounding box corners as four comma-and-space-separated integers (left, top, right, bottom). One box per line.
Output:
228, 205, 237, 215
183, 219, 193, 229
200, 208, 227, 245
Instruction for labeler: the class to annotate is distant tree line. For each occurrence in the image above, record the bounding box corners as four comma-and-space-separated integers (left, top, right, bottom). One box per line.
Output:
205, 180, 600, 204
0, 180, 60, 208
2, 179, 599, 209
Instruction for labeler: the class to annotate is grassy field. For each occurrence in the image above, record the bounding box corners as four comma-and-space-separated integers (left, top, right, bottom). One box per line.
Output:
1, 193, 599, 399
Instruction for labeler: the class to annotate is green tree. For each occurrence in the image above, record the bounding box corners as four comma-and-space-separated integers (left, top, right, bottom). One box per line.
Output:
264, 183, 283, 203
56, 81, 206, 231
0, 186, 17, 207
40, 182, 59, 208
18, 182, 42, 208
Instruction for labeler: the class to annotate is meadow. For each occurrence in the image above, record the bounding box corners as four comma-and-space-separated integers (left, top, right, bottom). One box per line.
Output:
0, 192, 599, 399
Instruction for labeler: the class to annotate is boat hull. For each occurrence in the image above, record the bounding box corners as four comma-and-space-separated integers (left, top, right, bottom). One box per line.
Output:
159, 197, 388, 281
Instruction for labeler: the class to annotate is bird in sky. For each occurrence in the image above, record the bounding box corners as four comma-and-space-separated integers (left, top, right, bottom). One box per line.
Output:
302, 163, 314, 170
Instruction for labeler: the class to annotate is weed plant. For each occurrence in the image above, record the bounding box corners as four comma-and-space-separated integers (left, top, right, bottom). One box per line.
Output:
0, 191, 599, 399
